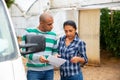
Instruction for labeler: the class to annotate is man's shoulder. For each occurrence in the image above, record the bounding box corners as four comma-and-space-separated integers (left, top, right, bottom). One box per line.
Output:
26, 27, 37, 32
47, 31, 56, 36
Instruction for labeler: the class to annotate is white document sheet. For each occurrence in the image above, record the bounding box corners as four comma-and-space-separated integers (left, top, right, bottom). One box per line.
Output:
47, 55, 66, 67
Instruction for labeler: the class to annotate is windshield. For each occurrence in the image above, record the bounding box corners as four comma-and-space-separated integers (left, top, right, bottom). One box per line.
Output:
0, 1, 18, 62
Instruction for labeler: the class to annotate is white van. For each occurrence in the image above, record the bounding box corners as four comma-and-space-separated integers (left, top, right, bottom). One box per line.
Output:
0, 0, 45, 80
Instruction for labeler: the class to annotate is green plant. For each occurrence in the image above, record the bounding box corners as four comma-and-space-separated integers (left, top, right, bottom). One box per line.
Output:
5, 0, 14, 8
100, 8, 120, 57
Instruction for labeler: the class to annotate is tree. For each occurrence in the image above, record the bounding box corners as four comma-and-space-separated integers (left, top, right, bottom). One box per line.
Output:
5, 0, 14, 8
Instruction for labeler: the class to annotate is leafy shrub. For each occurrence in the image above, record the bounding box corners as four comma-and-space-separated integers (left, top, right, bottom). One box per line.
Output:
100, 8, 120, 57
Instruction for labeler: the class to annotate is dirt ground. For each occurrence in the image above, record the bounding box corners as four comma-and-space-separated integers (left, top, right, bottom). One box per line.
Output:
54, 50, 120, 80
22, 50, 120, 80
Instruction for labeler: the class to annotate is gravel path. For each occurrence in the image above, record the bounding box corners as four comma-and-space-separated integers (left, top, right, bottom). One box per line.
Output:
54, 57, 120, 80
22, 50, 120, 80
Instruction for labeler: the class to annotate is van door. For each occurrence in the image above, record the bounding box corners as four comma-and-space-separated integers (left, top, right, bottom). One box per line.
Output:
0, 0, 27, 80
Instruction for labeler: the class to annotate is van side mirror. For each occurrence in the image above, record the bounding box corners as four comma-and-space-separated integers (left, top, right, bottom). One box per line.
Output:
19, 34, 46, 55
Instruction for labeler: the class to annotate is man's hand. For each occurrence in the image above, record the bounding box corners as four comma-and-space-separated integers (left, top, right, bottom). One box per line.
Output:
39, 56, 49, 63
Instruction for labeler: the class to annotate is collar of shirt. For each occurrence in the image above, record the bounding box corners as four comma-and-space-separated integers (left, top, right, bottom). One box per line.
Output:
63, 34, 79, 42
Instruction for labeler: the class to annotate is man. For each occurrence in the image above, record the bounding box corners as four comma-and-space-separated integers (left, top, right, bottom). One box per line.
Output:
23, 13, 58, 80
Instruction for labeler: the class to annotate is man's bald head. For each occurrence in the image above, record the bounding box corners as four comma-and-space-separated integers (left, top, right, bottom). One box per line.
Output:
38, 12, 54, 32
39, 13, 53, 22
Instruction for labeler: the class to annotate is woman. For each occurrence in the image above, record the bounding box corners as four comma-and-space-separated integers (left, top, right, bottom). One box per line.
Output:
58, 20, 88, 80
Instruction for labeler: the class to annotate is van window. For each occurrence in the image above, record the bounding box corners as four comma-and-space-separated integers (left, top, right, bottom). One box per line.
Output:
0, 1, 18, 62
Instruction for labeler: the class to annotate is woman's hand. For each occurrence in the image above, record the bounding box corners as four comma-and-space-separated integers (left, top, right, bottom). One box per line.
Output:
70, 56, 85, 63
